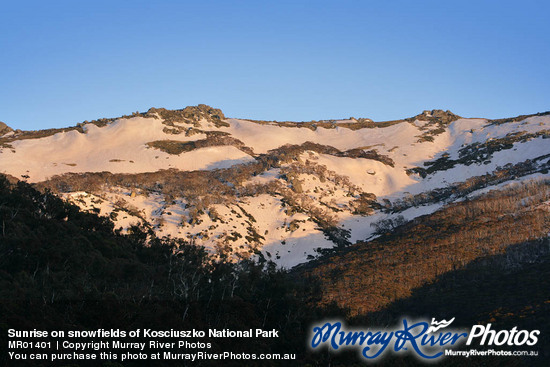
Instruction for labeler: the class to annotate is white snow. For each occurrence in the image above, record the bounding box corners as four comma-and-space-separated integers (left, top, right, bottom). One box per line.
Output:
0, 117, 254, 181
2, 111, 548, 268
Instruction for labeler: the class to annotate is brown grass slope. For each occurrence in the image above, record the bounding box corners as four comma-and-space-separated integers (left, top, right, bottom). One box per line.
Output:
351, 239, 550, 366
298, 179, 550, 316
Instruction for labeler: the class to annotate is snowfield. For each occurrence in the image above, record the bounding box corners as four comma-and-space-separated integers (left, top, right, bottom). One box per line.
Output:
1, 108, 548, 268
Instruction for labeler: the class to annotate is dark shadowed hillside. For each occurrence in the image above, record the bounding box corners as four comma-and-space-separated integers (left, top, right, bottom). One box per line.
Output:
298, 179, 549, 316
0, 175, 342, 366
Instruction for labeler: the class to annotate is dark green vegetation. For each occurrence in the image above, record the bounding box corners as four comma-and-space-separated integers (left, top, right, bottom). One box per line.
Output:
0, 175, 341, 366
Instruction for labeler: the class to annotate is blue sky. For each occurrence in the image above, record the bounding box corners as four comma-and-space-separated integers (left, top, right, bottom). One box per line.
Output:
1, 0, 549, 130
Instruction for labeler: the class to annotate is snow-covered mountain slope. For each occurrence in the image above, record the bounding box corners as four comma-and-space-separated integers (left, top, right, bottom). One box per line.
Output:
1, 105, 548, 267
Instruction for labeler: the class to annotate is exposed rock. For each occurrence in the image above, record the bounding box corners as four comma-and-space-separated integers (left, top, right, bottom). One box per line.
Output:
413, 109, 461, 124
147, 104, 229, 128
0, 121, 13, 135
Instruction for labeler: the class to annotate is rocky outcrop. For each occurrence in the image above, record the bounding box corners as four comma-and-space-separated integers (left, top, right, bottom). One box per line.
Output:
412, 109, 461, 124
147, 104, 229, 128
0, 121, 13, 135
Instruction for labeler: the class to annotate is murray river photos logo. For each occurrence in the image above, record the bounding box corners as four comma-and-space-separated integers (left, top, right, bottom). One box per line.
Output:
310, 317, 540, 361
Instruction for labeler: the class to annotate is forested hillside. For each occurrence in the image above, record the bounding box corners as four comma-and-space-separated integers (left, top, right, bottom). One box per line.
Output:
0, 175, 338, 366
